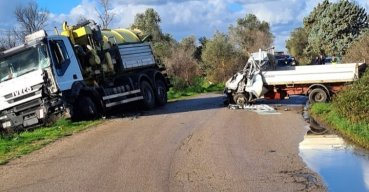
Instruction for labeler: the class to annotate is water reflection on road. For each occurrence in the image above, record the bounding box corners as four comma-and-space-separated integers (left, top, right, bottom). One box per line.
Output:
300, 129, 369, 192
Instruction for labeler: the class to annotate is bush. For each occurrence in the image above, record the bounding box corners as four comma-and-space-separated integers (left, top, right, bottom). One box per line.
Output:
332, 68, 369, 123
165, 36, 200, 87
170, 76, 189, 91
168, 77, 224, 100
311, 103, 369, 149
343, 32, 369, 63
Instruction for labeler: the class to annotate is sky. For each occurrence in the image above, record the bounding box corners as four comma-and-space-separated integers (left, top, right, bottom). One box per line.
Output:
0, 0, 368, 51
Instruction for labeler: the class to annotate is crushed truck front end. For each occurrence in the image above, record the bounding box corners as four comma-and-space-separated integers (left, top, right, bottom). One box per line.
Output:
0, 37, 63, 131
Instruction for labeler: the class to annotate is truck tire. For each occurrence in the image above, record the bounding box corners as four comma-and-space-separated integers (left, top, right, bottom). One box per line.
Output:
155, 79, 167, 106
140, 80, 156, 109
225, 92, 234, 105
233, 93, 248, 105
308, 88, 328, 103
71, 96, 99, 121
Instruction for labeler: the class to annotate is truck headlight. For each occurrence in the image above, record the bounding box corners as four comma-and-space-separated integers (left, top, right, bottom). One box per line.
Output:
2, 121, 11, 129
36, 108, 45, 119
0, 115, 7, 120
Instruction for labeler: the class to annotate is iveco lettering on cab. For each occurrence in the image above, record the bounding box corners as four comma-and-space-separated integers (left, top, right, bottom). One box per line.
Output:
12, 87, 33, 97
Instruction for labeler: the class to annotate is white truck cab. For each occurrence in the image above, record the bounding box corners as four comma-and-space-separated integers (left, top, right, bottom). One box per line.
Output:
0, 31, 65, 130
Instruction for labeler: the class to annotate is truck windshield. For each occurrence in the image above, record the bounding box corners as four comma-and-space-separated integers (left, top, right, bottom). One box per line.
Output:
0, 44, 49, 83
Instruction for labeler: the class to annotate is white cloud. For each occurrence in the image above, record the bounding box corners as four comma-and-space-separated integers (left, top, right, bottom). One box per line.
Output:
46, 0, 316, 50
48, 0, 99, 31
2, 0, 369, 51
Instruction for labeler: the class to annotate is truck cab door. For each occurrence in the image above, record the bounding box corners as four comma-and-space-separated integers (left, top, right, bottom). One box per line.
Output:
48, 36, 83, 91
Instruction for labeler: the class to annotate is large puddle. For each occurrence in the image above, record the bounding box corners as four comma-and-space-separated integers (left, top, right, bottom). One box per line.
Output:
300, 125, 369, 191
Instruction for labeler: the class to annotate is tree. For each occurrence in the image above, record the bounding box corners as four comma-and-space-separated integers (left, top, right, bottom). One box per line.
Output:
194, 37, 207, 61
342, 31, 369, 63
0, 30, 17, 50
229, 14, 274, 54
202, 32, 246, 83
165, 36, 200, 88
303, 0, 331, 32
286, 27, 309, 64
14, 1, 48, 41
131, 8, 175, 60
304, 0, 368, 57
96, 0, 114, 29
131, 8, 164, 42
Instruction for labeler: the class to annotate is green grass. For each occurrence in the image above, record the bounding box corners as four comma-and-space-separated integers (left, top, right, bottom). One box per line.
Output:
168, 81, 224, 101
0, 118, 101, 165
311, 103, 369, 149
168, 77, 225, 101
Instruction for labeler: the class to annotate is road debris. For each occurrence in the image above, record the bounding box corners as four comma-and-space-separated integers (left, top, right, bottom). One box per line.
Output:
228, 104, 281, 115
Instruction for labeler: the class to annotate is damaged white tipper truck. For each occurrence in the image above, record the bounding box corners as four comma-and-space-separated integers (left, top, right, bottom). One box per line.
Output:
225, 51, 366, 105
0, 20, 170, 131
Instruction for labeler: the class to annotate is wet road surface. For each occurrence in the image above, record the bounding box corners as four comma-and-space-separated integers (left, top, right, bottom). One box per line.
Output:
0, 93, 325, 192
300, 126, 369, 192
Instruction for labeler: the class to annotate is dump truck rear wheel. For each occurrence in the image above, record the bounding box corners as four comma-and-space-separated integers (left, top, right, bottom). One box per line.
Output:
308, 88, 328, 103
155, 79, 167, 106
71, 96, 99, 121
140, 80, 156, 109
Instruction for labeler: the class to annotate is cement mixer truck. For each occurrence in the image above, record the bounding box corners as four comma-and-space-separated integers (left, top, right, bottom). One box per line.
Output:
0, 20, 170, 131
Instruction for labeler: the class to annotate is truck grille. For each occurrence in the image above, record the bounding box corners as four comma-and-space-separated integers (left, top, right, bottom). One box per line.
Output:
14, 99, 42, 113
11, 92, 38, 103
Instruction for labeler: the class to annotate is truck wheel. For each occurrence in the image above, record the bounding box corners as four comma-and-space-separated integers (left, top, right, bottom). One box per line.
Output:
309, 88, 328, 103
71, 96, 99, 121
225, 92, 234, 105
140, 80, 156, 109
233, 93, 248, 105
155, 79, 167, 106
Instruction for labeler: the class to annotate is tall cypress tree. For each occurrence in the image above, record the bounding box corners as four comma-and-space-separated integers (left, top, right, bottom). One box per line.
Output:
305, 0, 368, 57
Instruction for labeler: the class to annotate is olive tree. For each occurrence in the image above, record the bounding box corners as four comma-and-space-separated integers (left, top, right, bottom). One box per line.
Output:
13, 1, 49, 41
202, 32, 246, 83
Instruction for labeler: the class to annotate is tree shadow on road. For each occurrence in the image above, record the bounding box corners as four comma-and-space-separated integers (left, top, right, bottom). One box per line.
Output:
107, 94, 226, 119
106, 94, 308, 120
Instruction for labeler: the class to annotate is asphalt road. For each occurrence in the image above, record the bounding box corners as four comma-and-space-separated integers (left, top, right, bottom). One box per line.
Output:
0, 93, 325, 192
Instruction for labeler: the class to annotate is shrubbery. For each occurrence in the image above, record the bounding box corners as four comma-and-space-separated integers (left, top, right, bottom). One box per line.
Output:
343, 32, 369, 63
168, 77, 224, 100
332, 68, 369, 123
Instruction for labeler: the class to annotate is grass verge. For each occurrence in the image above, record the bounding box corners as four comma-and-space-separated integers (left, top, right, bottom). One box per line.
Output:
0, 118, 102, 165
168, 83, 224, 101
311, 103, 369, 149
